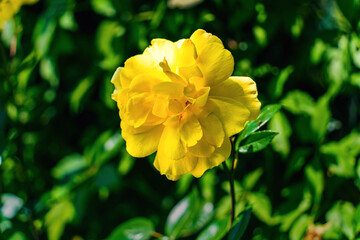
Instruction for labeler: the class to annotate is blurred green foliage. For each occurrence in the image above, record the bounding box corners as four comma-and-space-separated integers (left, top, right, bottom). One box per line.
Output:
1, 0, 360, 239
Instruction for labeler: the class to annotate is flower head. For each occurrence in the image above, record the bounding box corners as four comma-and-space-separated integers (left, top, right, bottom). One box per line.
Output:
111, 29, 261, 180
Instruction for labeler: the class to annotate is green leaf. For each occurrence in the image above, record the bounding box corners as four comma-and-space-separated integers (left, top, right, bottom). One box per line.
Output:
165, 189, 200, 238
272, 65, 294, 99
95, 131, 124, 166
310, 38, 327, 64
200, 170, 216, 202
326, 36, 350, 86
291, 16, 304, 38
176, 174, 193, 197
242, 168, 263, 190
84, 130, 124, 166
327, 154, 355, 178
118, 151, 136, 176
8, 232, 26, 240
51, 154, 88, 179
280, 190, 312, 232
305, 163, 324, 205
33, 17, 57, 58
285, 148, 312, 180
237, 104, 281, 142
181, 202, 214, 236
91, 0, 116, 17
6, 102, 18, 121
253, 25, 267, 47
350, 72, 360, 88
248, 192, 277, 225
16, 52, 39, 89
281, 90, 315, 115
322, 131, 360, 157
326, 201, 356, 239
215, 196, 232, 219
96, 20, 125, 70
238, 130, 278, 154
40, 57, 59, 88
310, 96, 331, 142
70, 77, 94, 113
59, 10, 78, 31
268, 111, 292, 157
45, 200, 75, 240
196, 218, 229, 240
150, 1, 167, 29
289, 215, 311, 240
321, 130, 360, 178
227, 208, 252, 240
355, 204, 360, 234
106, 218, 154, 240
356, 161, 360, 190
350, 33, 360, 68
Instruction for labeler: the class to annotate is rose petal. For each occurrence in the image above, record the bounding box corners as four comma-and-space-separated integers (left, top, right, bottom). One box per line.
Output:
191, 137, 231, 178
122, 123, 164, 158
196, 43, 234, 87
178, 39, 197, 68
180, 111, 203, 147
159, 119, 187, 160
152, 82, 185, 99
228, 77, 261, 120
154, 151, 197, 178
126, 93, 154, 128
121, 55, 164, 88
110, 67, 122, 101
190, 29, 223, 54
198, 112, 224, 147
205, 97, 250, 137
144, 39, 179, 71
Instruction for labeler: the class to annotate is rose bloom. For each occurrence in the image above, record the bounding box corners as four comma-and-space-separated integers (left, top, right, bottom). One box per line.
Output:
111, 29, 260, 180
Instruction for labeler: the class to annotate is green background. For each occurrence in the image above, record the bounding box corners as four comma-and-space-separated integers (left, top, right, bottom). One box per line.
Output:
1, 0, 360, 239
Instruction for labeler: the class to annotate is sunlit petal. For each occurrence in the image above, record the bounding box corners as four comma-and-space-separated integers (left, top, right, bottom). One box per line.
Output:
125, 93, 154, 128
180, 111, 203, 147
206, 97, 250, 137
154, 151, 197, 177
121, 54, 164, 88
191, 137, 231, 178
159, 119, 187, 160
144, 39, 179, 71
198, 113, 224, 147
122, 123, 164, 158
178, 39, 197, 68
190, 29, 223, 54
228, 76, 261, 120
152, 82, 185, 98
110, 67, 122, 101
196, 43, 234, 87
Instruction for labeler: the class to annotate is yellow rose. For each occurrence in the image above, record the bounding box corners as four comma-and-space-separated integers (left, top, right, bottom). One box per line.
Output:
111, 29, 261, 180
